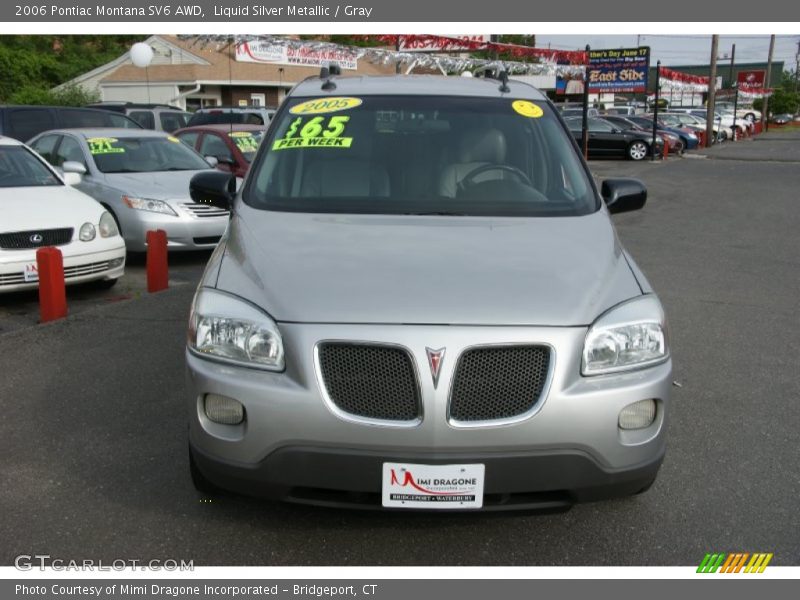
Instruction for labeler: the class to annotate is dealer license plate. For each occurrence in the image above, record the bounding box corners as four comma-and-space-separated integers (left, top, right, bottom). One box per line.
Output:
382, 462, 485, 509
23, 263, 39, 282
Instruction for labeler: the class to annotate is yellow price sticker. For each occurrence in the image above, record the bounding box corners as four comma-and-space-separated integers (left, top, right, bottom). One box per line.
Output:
512, 100, 544, 118
290, 97, 363, 115
87, 137, 125, 154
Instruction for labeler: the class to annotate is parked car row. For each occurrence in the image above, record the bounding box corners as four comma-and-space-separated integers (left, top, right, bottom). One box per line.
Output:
559, 101, 772, 160
0, 116, 272, 294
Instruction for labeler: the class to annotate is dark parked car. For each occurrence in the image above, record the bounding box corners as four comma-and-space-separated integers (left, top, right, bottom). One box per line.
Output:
174, 124, 266, 179
771, 114, 794, 125
601, 114, 684, 154
564, 116, 663, 160
0, 105, 141, 142
627, 116, 700, 150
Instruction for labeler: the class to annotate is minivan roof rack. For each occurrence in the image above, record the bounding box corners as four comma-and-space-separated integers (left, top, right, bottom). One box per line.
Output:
320, 62, 341, 91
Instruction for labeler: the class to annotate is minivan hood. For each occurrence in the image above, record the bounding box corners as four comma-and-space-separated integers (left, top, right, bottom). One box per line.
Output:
215, 206, 642, 326
103, 170, 210, 200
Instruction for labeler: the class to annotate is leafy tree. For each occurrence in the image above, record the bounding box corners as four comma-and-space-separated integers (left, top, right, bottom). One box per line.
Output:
0, 35, 140, 103
9, 84, 99, 106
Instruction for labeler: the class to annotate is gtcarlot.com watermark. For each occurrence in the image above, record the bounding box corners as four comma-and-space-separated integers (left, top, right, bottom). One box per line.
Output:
15, 554, 194, 571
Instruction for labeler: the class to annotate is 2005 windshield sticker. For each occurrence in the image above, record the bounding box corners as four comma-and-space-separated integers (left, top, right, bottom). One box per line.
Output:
512, 100, 544, 118
87, 137, 125, 154
272, 115, 353, 150
229, 131, 260, 153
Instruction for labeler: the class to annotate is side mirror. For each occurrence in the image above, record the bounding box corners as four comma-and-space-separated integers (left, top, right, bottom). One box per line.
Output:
190, 171, 236, 211
601, 178, 647, 214
204, 155, 219, 167
216, 155, 236, 166
63, 172, 81, 186
62, 161, 87, 175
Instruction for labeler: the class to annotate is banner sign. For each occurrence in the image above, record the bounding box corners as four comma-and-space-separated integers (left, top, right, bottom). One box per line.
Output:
398, 35, 490, 52
235, 40, 358, 70
737, 70, 766, 91
586, 47, 650, 93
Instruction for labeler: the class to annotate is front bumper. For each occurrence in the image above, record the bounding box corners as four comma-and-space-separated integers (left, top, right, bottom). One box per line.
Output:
187, 323, 671, 509
0, 240, 126, 293
119, 208, 228, 253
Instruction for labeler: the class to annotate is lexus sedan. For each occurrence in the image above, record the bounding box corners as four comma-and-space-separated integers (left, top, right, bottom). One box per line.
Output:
0, 136, 125, 293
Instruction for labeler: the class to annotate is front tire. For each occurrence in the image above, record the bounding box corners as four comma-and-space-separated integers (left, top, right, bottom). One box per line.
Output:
627, 140, 649, 161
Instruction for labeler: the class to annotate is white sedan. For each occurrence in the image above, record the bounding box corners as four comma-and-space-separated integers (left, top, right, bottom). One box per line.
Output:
0, 136, 126, 293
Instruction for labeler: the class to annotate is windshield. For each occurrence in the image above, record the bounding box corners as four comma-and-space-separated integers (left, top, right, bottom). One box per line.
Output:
0, 146, 61, 188
246, 95, 596, 217
88, 136, 210, 174
228, 130, 264, 163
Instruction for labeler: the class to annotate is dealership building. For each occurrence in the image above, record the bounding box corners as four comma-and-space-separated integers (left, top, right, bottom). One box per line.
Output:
60, 35, 395, 110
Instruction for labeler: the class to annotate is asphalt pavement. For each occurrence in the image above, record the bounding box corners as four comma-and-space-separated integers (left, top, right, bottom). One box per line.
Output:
1, 131, 799, 566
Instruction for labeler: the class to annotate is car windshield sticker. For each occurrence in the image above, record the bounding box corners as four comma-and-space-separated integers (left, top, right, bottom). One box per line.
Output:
512, 100, 544, 118
272, 115, 353, 150
87, 137, 125, 154
289, 97, 362, 115
228, 131, 260, 153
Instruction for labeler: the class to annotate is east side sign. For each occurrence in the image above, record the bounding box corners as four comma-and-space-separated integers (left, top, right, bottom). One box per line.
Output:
587, 47, 650, 94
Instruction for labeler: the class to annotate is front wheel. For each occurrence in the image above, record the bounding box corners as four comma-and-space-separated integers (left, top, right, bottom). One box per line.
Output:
627, 140, 649, 161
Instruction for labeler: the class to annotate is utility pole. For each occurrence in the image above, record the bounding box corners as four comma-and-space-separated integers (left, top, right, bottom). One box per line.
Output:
794, 41, 800, 94
728, 44, 736, 87
762, 34, 775, 131
705, 35, 719, 148
794, 40, 799, 94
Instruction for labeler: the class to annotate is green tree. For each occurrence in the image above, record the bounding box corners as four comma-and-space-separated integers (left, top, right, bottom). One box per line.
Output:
0, 35, 140, 103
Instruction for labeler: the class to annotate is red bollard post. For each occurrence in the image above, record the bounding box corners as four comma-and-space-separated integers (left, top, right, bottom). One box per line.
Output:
146, 229, 169, 293
697, 131, 705, 148
662, 138, 669, 160
36, 247, 67, 323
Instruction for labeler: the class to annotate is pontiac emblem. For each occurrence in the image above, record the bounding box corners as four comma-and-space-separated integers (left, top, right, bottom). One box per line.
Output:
29, 233, 43, 244
426, 347, 446, 388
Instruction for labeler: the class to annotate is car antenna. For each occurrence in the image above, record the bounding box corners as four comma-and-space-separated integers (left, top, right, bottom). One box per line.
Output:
321, 63, 341, 91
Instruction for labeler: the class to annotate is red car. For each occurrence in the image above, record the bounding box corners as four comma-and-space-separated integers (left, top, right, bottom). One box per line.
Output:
173, 124, 266, 178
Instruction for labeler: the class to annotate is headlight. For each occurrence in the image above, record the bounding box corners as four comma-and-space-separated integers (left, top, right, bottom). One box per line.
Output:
98, 211, 119, 238
122, 195, 177, 216
582, 295, 668, 376
79, 222, 96, 241
188, 287, 284, 371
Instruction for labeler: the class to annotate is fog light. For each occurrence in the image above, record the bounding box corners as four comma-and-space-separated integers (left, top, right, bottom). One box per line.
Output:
618, 399, 656, 430
108, 257, 125, 269
204, 394, 244, 425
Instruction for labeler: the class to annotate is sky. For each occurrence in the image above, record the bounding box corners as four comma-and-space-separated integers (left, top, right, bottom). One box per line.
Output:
535, 34, 800, 69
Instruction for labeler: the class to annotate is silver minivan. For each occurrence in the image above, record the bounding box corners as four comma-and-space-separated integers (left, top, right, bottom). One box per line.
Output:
186, 73, 672, 511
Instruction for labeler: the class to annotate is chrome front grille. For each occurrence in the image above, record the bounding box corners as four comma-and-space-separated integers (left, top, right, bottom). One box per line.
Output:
317, 343, 421, 423
180, 202, 230, 219
0, 228, 73, 249
63, 261, 110, 278
449, 345, 551, 424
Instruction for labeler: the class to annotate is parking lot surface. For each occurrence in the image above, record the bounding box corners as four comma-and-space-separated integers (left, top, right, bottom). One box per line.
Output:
1, 131, 799, 566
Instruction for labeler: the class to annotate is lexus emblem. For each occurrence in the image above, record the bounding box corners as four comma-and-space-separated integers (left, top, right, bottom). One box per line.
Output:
29, 233, 43, 244
426, 347, 446, 388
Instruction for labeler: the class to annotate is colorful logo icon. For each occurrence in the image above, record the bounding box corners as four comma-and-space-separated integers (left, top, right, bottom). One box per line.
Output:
697, 553, 773, 573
